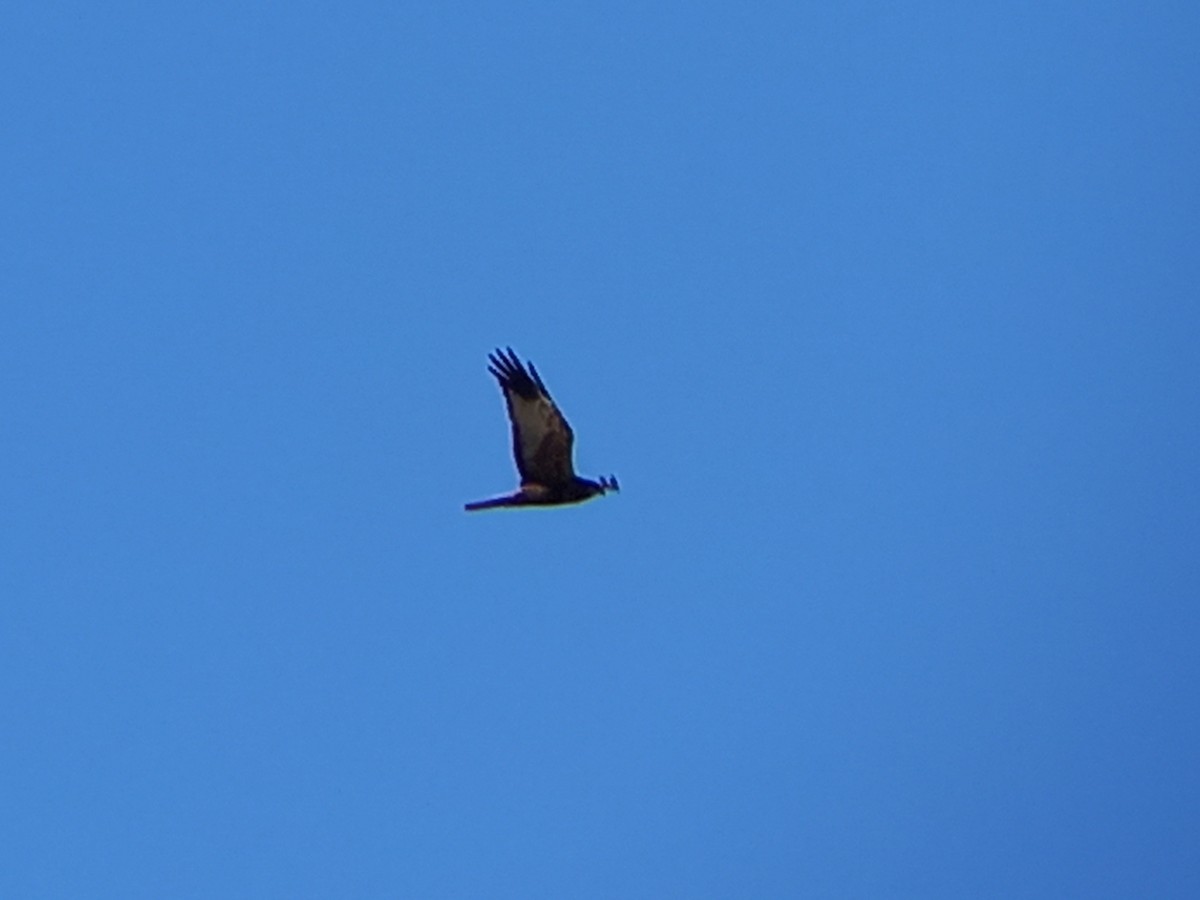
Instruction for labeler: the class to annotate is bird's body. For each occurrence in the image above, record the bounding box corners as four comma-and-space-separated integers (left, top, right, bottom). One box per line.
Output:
464, 348, 619, 512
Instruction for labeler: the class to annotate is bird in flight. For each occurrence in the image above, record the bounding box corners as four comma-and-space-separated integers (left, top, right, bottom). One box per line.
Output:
465, 347, 619, 511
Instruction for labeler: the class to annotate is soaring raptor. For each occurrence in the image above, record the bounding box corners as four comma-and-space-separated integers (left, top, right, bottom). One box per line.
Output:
465, 347, 619, 511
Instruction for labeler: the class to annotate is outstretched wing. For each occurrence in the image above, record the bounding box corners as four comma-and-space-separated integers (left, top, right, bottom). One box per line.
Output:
487, 347, 576, 486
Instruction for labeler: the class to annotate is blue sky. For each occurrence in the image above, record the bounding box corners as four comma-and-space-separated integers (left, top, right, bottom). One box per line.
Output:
2, 2, 1198, 896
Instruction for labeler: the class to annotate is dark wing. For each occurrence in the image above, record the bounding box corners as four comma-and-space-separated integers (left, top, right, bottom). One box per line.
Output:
487, 347, 576, 486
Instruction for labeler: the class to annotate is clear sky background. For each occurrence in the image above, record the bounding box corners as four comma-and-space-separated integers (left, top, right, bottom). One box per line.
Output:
2, 3, 1198, 897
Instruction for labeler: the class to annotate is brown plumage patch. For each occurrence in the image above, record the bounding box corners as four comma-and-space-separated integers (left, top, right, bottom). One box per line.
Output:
530, 428, 573, 485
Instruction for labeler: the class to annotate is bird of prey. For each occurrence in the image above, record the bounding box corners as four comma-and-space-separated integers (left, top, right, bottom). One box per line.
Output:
465, 347, 619, 511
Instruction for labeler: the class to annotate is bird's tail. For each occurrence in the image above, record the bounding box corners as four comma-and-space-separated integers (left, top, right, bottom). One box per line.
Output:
463, 493, 523, 512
